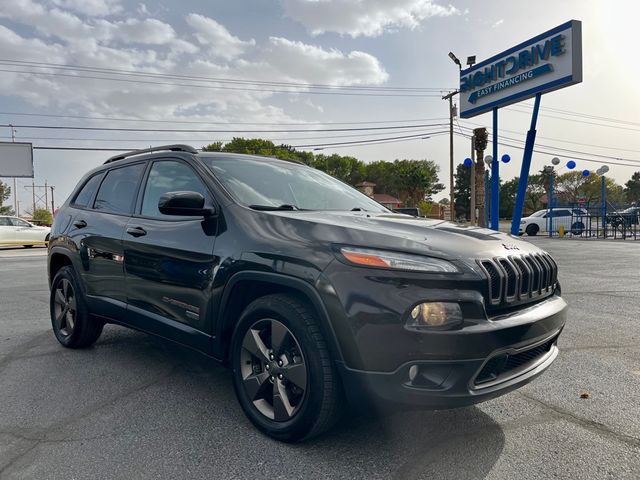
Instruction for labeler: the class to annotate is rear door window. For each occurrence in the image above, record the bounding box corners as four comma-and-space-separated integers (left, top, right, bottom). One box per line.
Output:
93, 163, 145, 215
72, 173, 104, 208
10, 218, 31, 227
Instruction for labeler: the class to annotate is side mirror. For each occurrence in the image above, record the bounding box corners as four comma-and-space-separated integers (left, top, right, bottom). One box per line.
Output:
158, 191, 215, 217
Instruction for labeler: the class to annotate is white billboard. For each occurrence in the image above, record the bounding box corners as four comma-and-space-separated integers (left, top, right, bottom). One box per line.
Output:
460, 20, 582, 118
0, 142, 34, 177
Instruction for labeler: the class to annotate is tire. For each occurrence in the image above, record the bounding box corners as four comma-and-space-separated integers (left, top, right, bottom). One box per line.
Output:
571, 222, 584, 236
230, 294, 343, 442
50, 266, 104, 348
526, 224, 539, 236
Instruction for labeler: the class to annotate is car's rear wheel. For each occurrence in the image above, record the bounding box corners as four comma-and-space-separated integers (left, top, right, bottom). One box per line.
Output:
526, 224, 539, 236
50, 266, 104, 348
571, 222, 585, 236
230, 294, 343, 442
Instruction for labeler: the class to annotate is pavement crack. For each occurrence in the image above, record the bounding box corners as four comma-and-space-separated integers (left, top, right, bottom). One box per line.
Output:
517, 391, 640, 449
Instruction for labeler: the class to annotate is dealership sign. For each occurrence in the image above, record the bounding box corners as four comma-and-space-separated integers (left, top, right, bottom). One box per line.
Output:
460, 20, 582, 118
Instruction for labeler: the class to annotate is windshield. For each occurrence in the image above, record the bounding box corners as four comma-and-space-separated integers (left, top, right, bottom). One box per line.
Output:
202, 157, 389, 212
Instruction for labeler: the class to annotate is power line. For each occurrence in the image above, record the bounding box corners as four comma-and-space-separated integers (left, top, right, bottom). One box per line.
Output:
455, 131, 640, 168
0, 67, 443, 98
507, 103, 640, 128
0, 110, 448, 126
0, 58, 451, 92
29, 132, 448, 153
0, 127, 443, 143
457, 121, 640, 155
0, 122, 448, 134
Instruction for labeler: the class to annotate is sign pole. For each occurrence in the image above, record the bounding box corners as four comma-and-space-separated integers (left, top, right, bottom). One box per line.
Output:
511, 93, 542, 236
470, 135, 476, 225
491, 108, 499, 230
484, 171, 490, 228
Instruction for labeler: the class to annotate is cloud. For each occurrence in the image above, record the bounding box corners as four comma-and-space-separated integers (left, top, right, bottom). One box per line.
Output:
185, 13, 255, 60
0, 1, 390, 130
49, 0, 122, 16
492, 18, 504, 28
282, 0, 460, 37
264, 37, 388, 85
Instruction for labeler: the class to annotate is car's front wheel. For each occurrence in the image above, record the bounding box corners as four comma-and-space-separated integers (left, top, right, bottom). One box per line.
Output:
230, 294, 343, 442
50, 266, 104, 348
526, 224, 539, 236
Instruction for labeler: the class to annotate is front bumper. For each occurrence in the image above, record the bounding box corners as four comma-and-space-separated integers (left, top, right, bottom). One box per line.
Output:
334, 294, 567, 410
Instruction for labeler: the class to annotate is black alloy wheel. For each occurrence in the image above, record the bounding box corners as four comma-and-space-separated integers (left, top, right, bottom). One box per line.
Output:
53, 278, 77, 338
231, 294, 343, 442
50, 266, 104, 348
240, 318, 307, 421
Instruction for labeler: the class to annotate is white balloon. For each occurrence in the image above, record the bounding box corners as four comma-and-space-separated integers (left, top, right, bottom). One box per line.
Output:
484, 155, 493, 166
596, 167, 603, 176
551, 157, 560, 165
601, 165, 610, 174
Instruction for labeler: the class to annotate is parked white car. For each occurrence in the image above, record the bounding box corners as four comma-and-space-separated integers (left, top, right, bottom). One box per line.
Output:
0, 216, 51, 247
520, 208, 589, 236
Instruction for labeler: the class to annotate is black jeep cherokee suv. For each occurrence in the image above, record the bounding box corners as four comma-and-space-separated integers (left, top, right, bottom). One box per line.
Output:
48, 145, 567, 442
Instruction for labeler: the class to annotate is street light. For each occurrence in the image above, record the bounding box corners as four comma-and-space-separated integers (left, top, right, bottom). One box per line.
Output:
448, 52, 462, 70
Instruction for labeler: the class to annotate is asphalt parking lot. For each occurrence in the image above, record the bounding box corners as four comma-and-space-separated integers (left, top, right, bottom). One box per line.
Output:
0, 240, 639, 480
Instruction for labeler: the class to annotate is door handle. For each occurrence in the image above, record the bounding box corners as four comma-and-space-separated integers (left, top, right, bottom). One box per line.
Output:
73, 219, 87, 229
126, 226, 147, 237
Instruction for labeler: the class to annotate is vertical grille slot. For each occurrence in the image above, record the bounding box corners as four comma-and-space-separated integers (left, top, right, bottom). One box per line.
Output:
511, 256, 532, 298
525, 255, 542, 294
480, 260, 502, 304
498, 259, 518, 302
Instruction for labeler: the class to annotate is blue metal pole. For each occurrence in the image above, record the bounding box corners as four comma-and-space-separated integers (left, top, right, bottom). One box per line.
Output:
484, 171, 490, 228
548, 174, 554, 238
511, 93, 542, 236
602, 175, 607, 238
491, 108, 499, 231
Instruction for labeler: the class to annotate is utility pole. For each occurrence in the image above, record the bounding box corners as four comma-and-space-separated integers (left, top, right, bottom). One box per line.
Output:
10, 124, 18, 216
470, 134, 476, 225
50, 186, 55, 216
442, 90, 459, 221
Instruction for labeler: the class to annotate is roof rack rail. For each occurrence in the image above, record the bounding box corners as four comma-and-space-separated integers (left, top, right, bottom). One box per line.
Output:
104, 144, 198, 164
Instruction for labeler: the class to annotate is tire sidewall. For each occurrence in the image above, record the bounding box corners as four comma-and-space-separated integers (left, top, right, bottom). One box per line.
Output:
526, 224, 539, 236
50, 266, 88, 347
230, 297, 327, 441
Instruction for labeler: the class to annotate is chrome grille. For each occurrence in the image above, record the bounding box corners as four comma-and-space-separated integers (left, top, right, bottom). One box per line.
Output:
478, 253, 558, 307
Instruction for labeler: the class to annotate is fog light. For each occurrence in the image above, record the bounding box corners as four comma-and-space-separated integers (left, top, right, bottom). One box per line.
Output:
406, 302, 463, 329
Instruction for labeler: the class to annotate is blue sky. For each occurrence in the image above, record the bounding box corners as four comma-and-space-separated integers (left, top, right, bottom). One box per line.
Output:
0, 0, 638, 211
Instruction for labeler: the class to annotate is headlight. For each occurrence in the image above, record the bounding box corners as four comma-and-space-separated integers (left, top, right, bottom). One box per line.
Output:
338, 247, 458, 273
406, 302, 463, 329
520, 220, 526, 224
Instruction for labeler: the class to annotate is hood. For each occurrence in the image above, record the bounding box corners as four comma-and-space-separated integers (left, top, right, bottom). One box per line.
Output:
263, 210, 542, 260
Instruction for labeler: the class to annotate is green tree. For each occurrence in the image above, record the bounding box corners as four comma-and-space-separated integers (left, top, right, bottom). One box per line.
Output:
32, 208, 53, 225
0, 181, 14, 215
389, 159, 444, 207
524, 174, 546, 212
625, 171, 640, 203
499, 177, 519, 219
453, 163, 470, 221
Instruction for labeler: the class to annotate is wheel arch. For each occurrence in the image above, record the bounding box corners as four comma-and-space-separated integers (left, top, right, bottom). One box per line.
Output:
215, 271, 343, 366
48, 248, 74, 287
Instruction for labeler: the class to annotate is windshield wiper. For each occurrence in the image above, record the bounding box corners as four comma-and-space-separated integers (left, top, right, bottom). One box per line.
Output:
249, 204, 302, 211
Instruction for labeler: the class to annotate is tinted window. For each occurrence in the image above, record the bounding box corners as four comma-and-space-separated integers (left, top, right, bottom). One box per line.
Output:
202, 157, 387, 212
72, 173, 103, 207
94, 163, 145, 214
10, 218, 30, 227
0, 217, 10, 226
141, 161, 207, 218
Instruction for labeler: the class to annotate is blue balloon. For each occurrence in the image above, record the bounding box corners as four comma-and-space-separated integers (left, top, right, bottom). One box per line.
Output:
501, 154, 511, 163
463, 158, 473, 167
567, 160, 576, 169
582, 169, 590, 177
